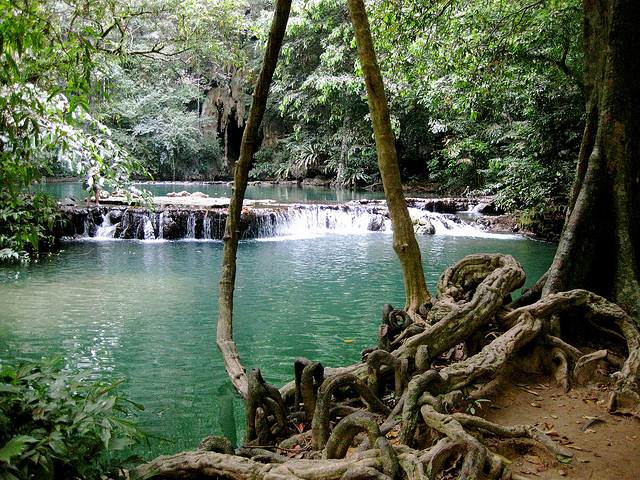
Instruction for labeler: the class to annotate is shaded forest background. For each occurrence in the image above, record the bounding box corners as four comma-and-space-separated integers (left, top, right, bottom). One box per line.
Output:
1, 0, 582, 258
21, 0, 583, 211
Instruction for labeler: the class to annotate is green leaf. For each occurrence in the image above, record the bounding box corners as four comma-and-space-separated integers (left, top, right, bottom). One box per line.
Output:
100, 418, 112, 449
0, 383, 21, 393
557, 455, 573, 464
0, 438, 28, 462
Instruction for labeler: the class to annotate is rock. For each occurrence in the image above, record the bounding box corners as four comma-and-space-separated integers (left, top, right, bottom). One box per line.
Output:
191, 191, 209, 198
108, 209, 123, 223
414, 216, 435, 235
367, 214, 387, 231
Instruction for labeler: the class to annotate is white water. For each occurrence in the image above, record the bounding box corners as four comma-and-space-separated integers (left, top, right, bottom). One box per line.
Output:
94, 213, 118, 238
186, 213, 196, 239
84, 204, 515, 241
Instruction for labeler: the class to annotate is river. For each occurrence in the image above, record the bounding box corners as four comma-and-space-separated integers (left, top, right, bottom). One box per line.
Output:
0, 183, 557, 457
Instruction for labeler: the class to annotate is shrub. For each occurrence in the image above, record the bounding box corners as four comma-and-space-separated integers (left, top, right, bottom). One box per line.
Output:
0, 359, 146, 480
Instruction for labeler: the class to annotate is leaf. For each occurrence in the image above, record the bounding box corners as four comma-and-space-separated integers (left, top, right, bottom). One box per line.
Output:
557, 455, 573, 463
0, 438, 28, 462
0, 383, 21, 393
100, 418, 112, 449
524, 454, 542, 465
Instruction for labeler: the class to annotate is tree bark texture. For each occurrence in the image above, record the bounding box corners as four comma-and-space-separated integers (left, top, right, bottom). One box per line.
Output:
217, 0, 292, 400
347, 0, 431, 314
544, 0, 640, 321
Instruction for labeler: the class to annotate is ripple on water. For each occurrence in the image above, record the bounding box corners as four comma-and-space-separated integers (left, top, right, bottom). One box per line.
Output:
0, 232, 556, 456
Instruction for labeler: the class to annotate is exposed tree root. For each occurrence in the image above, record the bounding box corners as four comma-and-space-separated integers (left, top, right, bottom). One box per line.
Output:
137, 253, 640, 480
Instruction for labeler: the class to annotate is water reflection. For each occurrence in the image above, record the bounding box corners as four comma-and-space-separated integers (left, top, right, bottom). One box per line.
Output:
32, 181, 387, 205
0, 232, 557, 457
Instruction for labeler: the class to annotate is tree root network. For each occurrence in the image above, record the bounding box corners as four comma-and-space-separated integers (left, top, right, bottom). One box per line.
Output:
135, 253, 640, 480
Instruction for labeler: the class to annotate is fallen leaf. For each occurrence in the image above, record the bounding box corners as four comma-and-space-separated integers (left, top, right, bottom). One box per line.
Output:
566, 445, 588, 452
524, 454, 542, 465
557, 455, 573, 464
521, 468, 540, 477
530, 402, 542, 408
520, 386, 541, 396
495, 454, 512, 465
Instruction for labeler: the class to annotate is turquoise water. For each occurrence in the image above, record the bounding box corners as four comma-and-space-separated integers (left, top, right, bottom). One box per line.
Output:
0, 198, 557, 457
33, 181, 386, 204
0, 233, 556, 456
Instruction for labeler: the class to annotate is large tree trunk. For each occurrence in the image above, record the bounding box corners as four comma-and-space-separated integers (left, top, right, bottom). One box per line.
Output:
347, 0, 432, 315
543, 0, 640, 321
217, 0, 292, 400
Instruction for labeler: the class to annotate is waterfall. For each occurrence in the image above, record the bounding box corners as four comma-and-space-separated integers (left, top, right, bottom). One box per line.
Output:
253, 205, 391, 239
142, 217, 155, 240
186, 213, 196, 239
203, 215, 212, 239
74, 202, 512, 242
95, 213, 118, 238
157, 212, 165, 240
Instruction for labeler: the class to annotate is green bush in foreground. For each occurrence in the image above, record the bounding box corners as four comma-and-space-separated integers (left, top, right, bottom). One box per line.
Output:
0, 359, 146, 480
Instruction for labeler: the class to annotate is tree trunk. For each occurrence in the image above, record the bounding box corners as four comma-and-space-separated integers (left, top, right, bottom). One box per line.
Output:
543, 0, 640, 321
347, 0, 432, 315
217, 0, 292, 400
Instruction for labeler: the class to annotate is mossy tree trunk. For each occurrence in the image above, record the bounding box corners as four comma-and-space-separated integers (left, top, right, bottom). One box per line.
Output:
347, 0, 432, 315
543, 0, 640, 321
217, 0, 292, 400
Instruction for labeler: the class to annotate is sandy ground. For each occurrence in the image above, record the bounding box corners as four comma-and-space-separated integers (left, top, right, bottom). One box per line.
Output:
478, 374, 640, 480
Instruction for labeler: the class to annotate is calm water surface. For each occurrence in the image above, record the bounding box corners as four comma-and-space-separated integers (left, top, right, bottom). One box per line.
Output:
0, 207, 557, 457
34, 181, 387, 204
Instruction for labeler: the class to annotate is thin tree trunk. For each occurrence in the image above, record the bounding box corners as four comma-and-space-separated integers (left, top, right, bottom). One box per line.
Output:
543, 0, 640, 321
217, 0, 292, 400
347, 0, 432, 315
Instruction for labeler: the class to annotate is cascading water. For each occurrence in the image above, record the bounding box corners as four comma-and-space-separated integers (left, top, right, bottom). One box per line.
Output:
185, 213, 196, 239
157, 212, 165, 240
255, 205, 391, 238
94, 213, 118, 238
76, 202, 513, 241
142, 217, 155, 240
203, 215, 212, 240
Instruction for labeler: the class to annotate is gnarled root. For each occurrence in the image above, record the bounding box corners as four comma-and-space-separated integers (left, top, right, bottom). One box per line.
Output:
295, 357, 325, 421
311, 373, 391, 450
396, 253, 527, 363
366, 349, 408, 399
246, 368, 287, 444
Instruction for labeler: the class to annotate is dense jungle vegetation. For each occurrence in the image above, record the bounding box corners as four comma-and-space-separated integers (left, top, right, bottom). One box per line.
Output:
1, 0, 583, 261
3, 1, 640, 479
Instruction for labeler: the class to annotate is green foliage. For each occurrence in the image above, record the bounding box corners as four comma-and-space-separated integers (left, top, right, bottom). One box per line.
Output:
0, 192, 64, 262
0, 0, 158, 262
0, 358, 146, 480
99, 60, 224, 180
368, 0, 584, 205
253, 0, 380, 187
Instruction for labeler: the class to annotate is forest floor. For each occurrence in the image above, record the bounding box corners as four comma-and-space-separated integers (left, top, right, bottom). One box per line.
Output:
465, 372, 640, 480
